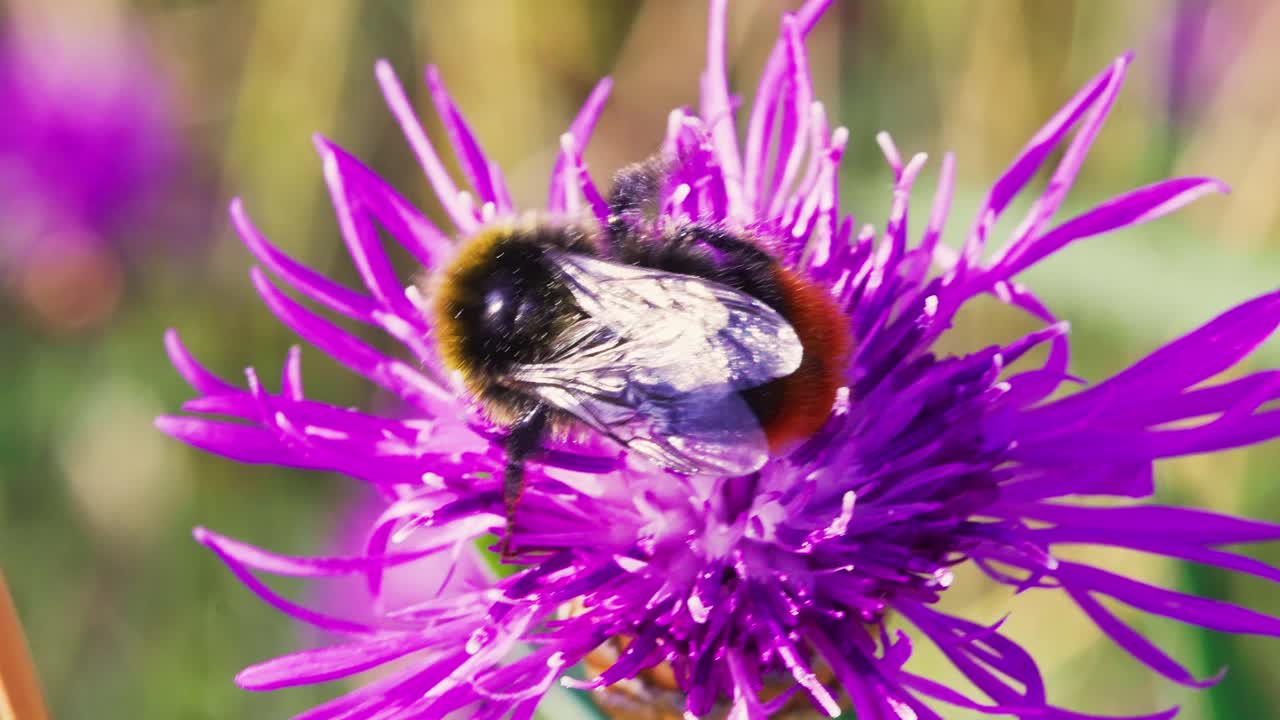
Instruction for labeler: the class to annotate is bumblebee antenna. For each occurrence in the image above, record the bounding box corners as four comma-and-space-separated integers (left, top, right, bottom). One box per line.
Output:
500, 404, 549, 561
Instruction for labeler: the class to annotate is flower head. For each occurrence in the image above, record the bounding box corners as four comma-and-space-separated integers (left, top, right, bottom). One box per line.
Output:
160, 1, 1280, 718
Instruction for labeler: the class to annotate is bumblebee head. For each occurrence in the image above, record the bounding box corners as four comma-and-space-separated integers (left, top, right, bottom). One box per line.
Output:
431, 226, 587, 396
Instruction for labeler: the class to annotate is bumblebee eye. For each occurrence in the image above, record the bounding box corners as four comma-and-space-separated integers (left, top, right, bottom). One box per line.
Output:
447, 241, 570, 371
481, 284, 517, 337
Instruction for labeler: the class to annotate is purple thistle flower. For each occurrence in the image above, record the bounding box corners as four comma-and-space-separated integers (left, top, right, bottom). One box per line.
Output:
1162, 0, 1262, 127
159, 1, 1280, 718
0, 25, 175, 255
0, 19, 177, 328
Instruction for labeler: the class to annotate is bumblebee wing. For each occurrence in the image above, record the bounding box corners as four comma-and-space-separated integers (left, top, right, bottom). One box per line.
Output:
510, 326, 772, 475
544, 249, 803, 391
507, 251, 804, 475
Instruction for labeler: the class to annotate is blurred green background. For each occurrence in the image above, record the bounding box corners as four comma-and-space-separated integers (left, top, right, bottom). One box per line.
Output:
2, 0, 1280, 718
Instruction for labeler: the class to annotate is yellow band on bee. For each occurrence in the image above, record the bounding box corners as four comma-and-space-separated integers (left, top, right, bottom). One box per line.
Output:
430, 225, 514, 381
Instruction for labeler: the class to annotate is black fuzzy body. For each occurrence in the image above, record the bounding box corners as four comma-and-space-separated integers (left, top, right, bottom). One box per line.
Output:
432, 163, 813, 554
435, 158, 796, 435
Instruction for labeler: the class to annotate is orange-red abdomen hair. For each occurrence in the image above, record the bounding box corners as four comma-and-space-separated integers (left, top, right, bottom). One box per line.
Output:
760, 268, 852, 450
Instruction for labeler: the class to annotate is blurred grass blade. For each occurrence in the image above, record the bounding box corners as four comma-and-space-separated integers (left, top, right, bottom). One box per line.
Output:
0, 571, 48, 720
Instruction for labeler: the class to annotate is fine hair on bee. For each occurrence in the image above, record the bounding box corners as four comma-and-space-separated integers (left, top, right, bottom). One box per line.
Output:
426, 156, 851, 560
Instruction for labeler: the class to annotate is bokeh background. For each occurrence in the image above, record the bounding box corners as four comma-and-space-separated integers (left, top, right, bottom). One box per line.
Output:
2, 0, 1279, 718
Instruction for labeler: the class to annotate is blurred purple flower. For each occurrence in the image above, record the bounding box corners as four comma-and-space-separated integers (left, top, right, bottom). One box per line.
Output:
0, 23, 177, 328
1166, 0, 1211, 122
1163, 0, 1261, 125
310, 487, 495, 633
160, 0, 1280, 717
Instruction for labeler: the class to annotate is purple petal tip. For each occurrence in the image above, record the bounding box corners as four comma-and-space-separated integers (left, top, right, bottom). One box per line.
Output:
154, 415, 182, 436
311, 133, 334, 155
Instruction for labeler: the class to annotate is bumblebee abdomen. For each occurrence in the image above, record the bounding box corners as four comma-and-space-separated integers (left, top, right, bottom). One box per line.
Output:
617, 224, 850, 449
753, 268, 852, 450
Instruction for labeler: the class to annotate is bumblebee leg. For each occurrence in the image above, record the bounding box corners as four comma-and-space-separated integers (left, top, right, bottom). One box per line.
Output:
500, 404, 548, 561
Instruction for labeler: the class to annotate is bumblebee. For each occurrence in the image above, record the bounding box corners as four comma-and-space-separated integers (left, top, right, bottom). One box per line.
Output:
429, 160, 851, 556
